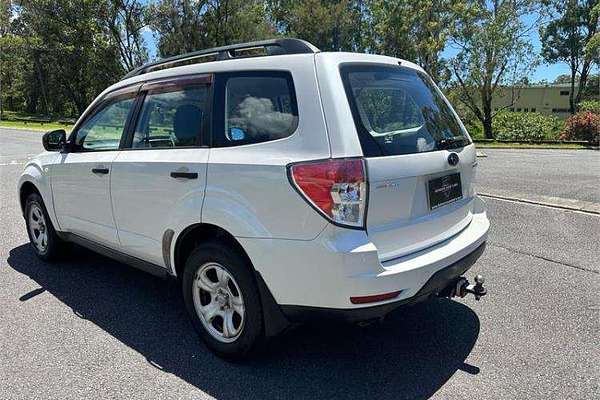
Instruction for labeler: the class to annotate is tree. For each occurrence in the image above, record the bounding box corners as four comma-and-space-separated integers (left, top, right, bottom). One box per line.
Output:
12, 0, 123, 115
553, 74, 572, 83
267, 0, 368, 52
586, 2, 600, 60
148, 0, 274, 58
449, 0, 540, 139
540, 0, 599, 114
370, 0, 460, 83
103, 0, 148, 72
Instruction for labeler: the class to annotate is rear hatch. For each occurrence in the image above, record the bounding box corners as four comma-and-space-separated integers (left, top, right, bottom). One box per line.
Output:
340, 64, 476, 261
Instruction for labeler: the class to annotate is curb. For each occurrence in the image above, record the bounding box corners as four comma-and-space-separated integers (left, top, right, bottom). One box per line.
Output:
479, 192, 600, 215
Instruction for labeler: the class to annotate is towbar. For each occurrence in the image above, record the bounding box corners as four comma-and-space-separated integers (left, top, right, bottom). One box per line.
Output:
443, 274, 487, 300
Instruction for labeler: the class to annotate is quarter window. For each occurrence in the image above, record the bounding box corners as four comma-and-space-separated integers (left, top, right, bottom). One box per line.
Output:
132, 85, 209, 148
215, 74, 298, 146
74, 97, 134, 151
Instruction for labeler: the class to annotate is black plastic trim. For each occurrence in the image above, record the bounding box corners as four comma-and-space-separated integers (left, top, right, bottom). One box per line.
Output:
170, 172, 198, 179
57, 232, 170, 278
254, 271, 291, 337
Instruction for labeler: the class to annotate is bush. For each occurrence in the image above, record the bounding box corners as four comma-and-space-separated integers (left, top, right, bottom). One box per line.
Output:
560, 111, 600, 143
465, 120, 484, 139
578, 100, 600, 114
492, 111, 562, 141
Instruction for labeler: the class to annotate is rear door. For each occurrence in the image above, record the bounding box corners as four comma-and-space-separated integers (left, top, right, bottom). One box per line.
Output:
110, 75, 211, 267
340, 64, 477, 261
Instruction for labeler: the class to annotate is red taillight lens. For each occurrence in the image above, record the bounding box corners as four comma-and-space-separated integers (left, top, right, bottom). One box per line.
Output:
289, 158, 367, 228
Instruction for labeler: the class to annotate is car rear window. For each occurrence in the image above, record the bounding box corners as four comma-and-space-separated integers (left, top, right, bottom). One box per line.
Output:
341, 64, 470, 157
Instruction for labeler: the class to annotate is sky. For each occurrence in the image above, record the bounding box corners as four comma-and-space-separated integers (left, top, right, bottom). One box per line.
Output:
141, 12, 593, 84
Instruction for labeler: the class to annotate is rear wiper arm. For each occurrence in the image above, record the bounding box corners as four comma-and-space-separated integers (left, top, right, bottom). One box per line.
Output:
436, 137, 466, 149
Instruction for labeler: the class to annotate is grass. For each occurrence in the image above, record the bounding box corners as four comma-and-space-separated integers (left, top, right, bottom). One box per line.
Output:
475, 141, 594, 150
0, 119, 74, 132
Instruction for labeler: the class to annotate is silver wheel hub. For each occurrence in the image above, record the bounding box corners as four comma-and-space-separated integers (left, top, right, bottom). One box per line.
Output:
28, 204, 48, 253
192, 262, 245, 343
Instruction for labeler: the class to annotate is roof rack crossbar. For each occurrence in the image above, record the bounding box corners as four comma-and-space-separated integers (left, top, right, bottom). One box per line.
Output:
122, 38, 319, 80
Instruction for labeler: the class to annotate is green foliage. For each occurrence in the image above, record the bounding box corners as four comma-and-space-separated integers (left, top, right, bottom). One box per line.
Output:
1, 0, 145, 116
560, 111, 600, 142
492, 112, 562, 141
540, 0, 599, 113
266, 0, 368, 52
449, 0, 540, 139
578, 99, 600, 113
585, 2, 600, 62
149, 0, 275, 57
369, 0, 459, 82
104, 0, 149, 71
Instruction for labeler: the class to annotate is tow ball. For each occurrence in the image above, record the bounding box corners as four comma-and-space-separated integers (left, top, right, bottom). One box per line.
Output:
450, 275, 487, 300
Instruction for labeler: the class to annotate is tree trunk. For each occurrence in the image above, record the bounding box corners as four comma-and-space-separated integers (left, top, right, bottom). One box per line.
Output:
569, 68, 577, 114
482, 90, 494, 139
574, 59, 592, 110
482, 117, 494, 139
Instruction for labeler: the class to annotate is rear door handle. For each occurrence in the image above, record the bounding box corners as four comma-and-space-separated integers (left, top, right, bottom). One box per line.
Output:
92, 167, 109, 174
170, 171, 198, 179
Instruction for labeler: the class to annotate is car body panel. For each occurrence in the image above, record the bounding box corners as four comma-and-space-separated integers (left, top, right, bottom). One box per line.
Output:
201, 56, 331, 240
111, 148, 209, 267
51, 151, 121, 248
239, 197, 488, 309
18, 152, 62, 229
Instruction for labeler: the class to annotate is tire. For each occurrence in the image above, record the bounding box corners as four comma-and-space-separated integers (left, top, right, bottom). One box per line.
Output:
24, 193, 65, 261
182, 240, 264, 359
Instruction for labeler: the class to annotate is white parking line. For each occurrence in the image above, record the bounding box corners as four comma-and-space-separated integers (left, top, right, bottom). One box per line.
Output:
0, 160, 25, 166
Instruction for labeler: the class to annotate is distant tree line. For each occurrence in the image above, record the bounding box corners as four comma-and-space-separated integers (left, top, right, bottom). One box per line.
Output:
1, 0, 598, 138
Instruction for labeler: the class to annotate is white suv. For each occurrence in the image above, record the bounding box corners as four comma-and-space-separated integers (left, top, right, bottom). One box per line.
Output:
18, 39, 489, 358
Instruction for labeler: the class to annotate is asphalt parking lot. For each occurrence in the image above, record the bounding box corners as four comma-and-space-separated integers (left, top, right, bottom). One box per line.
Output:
1, 128, 599, 399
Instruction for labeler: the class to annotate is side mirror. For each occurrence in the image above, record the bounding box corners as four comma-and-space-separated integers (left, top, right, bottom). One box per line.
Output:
42, 129, 67, 152
228, 127, 246, 141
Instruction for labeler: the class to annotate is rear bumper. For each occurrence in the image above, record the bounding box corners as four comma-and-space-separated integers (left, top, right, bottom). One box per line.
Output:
280, 242, 486, 323
239, 196, 489, 310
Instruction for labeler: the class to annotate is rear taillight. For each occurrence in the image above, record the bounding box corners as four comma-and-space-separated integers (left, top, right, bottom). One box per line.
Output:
288, 158, 367, 228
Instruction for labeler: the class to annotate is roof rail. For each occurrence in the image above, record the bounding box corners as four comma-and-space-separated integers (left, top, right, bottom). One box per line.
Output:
122, 38, 319, 80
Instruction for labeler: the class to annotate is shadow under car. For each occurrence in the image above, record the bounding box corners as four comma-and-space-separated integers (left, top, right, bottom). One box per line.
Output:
7, 243, 481, 400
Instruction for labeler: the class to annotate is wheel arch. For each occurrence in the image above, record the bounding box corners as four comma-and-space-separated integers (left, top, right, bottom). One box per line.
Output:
173, 223, 250, 280
172, 222, 290, 336
19, 181, 42, 215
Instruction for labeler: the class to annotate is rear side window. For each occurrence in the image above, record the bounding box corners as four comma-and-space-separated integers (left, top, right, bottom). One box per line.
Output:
132, 85, 209, 148
341, 65, 470, 156
213, 72, 298, 146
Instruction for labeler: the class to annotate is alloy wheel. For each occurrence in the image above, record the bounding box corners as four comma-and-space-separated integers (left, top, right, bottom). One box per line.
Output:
192, 262, 246, 343
28, 204, 48, 254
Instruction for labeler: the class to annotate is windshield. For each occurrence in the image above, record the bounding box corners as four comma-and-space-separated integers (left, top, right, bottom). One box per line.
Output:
341, 64, 470, 156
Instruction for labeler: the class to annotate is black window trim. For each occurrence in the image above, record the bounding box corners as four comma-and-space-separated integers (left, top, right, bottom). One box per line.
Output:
339, 62, 471, 158
121, 73, 214, 150
66, 84, 141, 153
65, 74, 215, 153
211, 70, 299, 148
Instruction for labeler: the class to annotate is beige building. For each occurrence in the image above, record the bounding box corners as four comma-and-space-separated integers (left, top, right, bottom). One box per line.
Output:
492, 83, 573, 119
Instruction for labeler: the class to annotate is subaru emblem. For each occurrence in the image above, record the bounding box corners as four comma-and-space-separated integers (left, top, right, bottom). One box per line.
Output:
448, 153, 459, 166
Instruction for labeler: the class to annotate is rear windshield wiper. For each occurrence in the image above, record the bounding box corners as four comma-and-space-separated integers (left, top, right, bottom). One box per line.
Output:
436, 137, 466, 150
